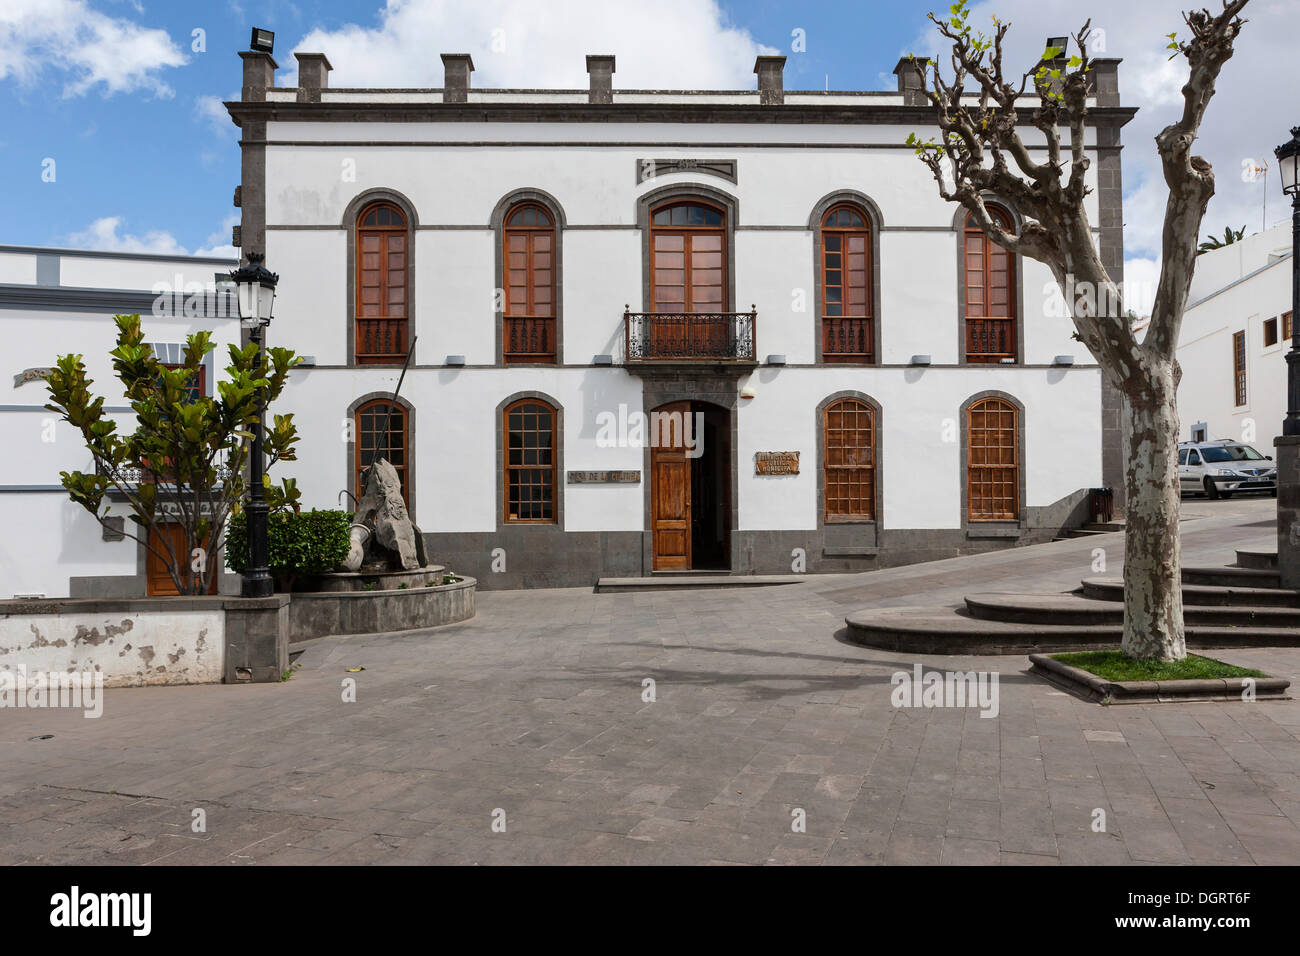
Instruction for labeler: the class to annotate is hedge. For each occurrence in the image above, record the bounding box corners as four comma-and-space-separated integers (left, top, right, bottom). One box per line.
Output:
225, 509, 351, 587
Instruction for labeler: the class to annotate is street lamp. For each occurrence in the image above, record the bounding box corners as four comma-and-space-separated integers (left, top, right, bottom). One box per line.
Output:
229, 252, 278, 598
1276, 127, 1300, 436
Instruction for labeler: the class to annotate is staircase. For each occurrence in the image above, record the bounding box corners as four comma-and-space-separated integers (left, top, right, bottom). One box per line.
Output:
845, 548, 1300, 655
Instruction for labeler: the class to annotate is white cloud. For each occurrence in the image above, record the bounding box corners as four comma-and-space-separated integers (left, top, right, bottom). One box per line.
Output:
901, 0, 1293, 291
0, 0, 187, 98
285, 0, 776, 89
64, 215, 238, 260
195, 93, 237, 136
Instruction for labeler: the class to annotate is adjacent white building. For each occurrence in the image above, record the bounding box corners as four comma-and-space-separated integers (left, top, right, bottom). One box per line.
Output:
0, 245, 238, 598
1175, 223, 1294, 445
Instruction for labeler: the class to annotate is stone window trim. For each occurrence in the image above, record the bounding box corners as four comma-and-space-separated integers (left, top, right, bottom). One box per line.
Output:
490, 188, 568, 366
343, 187, 419, 368
954, 198, 1025, 367
807, 191, 884, 366
959, 389, 1026, 529
635, 181, 738, 319
496, 390, 564, 530
815, 390, 883, 531
345, 391, 417, 522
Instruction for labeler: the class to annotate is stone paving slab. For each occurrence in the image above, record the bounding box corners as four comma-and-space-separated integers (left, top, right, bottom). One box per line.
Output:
1, 498, 1298, 864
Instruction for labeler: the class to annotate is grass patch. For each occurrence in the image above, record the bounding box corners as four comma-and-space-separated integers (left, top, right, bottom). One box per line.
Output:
1051, 650, 1266, 682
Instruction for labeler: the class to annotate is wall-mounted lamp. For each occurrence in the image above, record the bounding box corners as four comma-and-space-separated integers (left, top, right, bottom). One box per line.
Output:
1053, 354, 1075, 366
593, 354, 613, 366
766, 354, 787, 366
740, 385, 756, 399
445, 354, 466, 367
910, 354, 932, 366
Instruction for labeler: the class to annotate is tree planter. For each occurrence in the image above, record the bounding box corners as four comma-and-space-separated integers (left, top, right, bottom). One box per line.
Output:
1028, 653, 1290, 704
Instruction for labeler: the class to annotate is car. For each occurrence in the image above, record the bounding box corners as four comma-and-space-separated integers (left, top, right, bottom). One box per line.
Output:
1178, 439, 1277, 499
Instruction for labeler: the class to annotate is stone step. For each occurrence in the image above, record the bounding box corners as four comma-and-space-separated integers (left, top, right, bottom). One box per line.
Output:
965, 591, 1300, 628
1182, 565, 1281, 588
1236, 548, 1279, 571
1082, 521, 1125, 533
595, 574, 805, 594
1063, 528, 1109, 538
844, 606, 1300, 656
1080, 576, 1300, 607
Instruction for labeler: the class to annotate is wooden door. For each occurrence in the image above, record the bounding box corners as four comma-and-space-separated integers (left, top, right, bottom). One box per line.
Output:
146, 524, 216, 596
651, 401, 692, 570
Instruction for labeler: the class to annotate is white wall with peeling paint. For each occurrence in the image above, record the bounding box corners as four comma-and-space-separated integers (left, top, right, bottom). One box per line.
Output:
0, 609, 224, 687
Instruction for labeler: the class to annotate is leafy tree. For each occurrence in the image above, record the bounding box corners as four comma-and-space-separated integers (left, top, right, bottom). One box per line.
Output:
45, 314, 300, 595
1197, 224, 1247, 255
907, 1, 1249, 659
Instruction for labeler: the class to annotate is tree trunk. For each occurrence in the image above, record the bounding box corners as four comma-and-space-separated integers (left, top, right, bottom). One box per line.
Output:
1120, 363, 1186, 659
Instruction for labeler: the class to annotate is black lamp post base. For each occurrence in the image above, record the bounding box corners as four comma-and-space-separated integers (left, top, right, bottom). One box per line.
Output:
240, 574, 275, 598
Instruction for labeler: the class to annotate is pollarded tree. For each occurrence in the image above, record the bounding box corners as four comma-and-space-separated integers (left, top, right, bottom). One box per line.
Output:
45, 314, 300, 595
907, 0, 1249, 660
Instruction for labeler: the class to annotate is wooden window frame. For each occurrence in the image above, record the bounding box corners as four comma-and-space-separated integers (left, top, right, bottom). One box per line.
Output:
819, 204, 874, 364
963, 207, 1018, 364
823, 397, 877, 521
1264, 317, 1279, 348
503, 202, 557, 364
354, 200, 410, 366
1284, 311, 1293, 342
354, 398, 409, 507
1232, 329, 1247, 406
649, 200, 729, 313
503, 398, 558, 524
966, 397, 1020, 522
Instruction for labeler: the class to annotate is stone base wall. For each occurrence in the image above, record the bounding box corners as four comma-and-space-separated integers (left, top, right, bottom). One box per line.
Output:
287, 577, 476, 643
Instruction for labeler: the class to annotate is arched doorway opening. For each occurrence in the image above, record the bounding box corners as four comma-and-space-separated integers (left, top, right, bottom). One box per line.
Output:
649, 400, 731, 570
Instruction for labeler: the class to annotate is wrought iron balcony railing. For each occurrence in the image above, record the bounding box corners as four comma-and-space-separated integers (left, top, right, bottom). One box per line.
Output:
965, 317, 1016, 363
624, 308, 757, 363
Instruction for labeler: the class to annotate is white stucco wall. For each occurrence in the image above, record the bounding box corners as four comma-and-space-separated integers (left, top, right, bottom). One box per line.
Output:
0, 607, 224, 687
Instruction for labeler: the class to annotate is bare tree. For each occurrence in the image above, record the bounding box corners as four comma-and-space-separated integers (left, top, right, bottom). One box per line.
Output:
908, 0, 1249, 659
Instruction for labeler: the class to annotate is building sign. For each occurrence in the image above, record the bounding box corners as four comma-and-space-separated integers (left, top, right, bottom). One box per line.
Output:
754, 452, 799, 476
567, 470, 641, 484
636, 158, 737, 185
14, 367, 53, 388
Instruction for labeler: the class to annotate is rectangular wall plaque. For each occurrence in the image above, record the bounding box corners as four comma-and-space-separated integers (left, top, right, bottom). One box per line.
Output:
567, 470, 641, 484
754, 452, 800, 476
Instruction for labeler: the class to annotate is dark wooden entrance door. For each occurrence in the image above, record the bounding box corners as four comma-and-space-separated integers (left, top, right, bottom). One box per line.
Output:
651, 401, 692, 570
146, 524, 217, 596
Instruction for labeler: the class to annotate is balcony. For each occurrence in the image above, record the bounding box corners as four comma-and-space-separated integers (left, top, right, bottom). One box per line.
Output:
965, 317, 1016, 363
356, 317, 409, 365
624, 309, 757, 365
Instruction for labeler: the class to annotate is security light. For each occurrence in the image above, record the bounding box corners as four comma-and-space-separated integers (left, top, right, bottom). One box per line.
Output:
250, 28, 275, 54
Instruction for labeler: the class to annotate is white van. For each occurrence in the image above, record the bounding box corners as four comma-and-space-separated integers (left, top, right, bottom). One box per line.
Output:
1177, 440, 1277, 499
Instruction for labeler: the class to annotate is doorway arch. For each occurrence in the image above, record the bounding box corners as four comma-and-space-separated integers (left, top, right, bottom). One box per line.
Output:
647, 399, 732, 570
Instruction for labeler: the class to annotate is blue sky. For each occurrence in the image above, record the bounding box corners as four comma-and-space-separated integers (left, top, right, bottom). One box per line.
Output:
2, 0, 1294, 306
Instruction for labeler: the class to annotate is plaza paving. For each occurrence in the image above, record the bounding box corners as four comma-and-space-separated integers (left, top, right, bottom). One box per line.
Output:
3, 496, 1299, 865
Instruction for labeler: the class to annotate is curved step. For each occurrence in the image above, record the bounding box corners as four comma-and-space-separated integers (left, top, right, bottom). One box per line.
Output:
845, 605, 1300, 656
1183, 565, 1281, 589
1236, 549, 1279, 571
966, 591, 1300, 628
1080, 576, 1300, 607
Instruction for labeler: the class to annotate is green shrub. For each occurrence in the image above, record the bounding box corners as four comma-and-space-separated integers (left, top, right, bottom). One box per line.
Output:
226, 509, 351, 589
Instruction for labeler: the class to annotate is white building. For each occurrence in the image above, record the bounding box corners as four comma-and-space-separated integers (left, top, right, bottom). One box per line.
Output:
0, 46, 1134, 598
0, 245, 239, 598
1175, 223, 1294, 445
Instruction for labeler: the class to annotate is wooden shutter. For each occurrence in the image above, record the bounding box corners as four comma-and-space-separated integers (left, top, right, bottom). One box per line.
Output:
967, 398, 1019, 521
964, 210, 1016, 363
355, 202, 409, 364
823, 398, 876, 520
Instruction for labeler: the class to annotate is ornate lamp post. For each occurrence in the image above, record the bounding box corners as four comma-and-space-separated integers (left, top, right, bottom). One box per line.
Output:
1273, 129, 1300, 586
229, 252, 278, 598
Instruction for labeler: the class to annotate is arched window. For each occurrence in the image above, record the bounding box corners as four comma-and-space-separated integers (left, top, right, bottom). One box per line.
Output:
504, 399, 557, 523
820, 204, 873, 364
355, 398, 409, 506
823, 398, 877, 520
966, 397, 1019, 521
355, 201, 409, 365
963, 207, 1017, 363
503, 202, 556, 363
650, 201, 726, 313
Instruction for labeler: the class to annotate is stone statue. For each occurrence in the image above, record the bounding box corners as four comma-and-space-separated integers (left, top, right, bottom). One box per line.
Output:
343, 459, 429, 571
